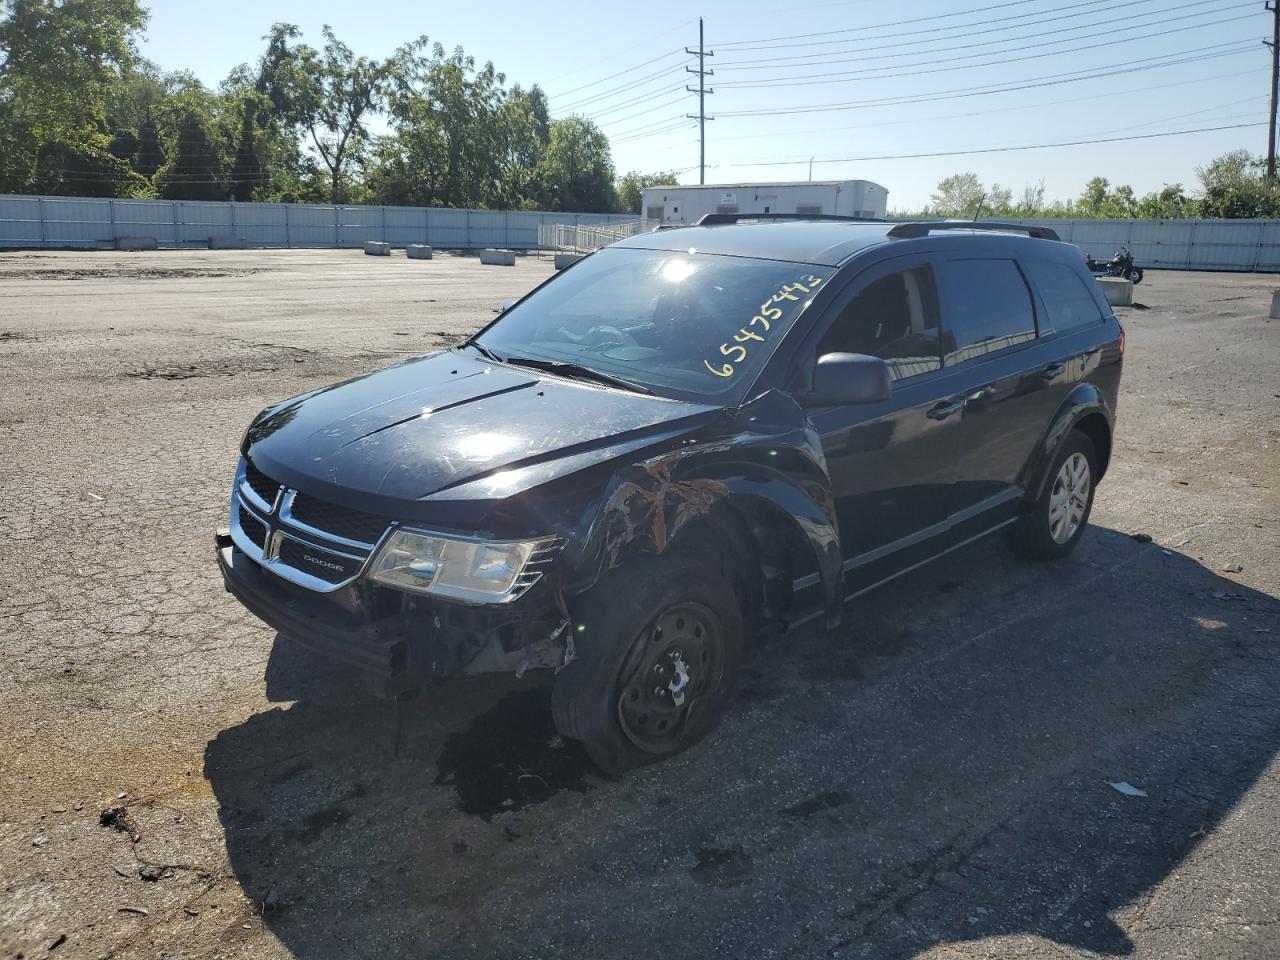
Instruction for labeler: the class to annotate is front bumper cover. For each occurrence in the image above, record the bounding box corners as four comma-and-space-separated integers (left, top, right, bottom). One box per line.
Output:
215, 531, 566, 698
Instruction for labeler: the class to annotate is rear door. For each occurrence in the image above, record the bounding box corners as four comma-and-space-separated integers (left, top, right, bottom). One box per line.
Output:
930, 254, 1074, 525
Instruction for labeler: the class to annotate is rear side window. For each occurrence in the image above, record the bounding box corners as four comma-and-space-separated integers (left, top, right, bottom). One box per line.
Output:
815, 266, 941, 380
937, 259, 1036, 365
1024, 260, 1105, 332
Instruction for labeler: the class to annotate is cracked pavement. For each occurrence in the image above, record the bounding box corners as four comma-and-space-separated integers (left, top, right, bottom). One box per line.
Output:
1, 249, 1278, 959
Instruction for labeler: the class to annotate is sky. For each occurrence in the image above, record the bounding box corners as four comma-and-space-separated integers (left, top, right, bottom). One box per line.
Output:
136, 0, 1273, 211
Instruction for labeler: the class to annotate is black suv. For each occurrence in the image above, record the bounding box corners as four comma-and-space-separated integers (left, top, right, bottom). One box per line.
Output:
217, 218, 1123, 772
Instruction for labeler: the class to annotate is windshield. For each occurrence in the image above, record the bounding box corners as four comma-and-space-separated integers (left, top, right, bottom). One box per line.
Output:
473, 247, 833, 403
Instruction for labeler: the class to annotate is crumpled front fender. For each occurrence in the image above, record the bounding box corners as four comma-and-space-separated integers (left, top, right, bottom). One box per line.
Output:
568, 390, 845, 629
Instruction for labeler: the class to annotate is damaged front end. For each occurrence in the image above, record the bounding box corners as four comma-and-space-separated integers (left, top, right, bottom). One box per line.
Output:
216, 529, 570, 698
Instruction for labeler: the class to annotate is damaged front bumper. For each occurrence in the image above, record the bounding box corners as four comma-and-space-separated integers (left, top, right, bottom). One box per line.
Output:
215, 530, 568, 698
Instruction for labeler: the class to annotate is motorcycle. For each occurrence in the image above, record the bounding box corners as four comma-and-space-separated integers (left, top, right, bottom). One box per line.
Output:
1086, 246, 1144, 284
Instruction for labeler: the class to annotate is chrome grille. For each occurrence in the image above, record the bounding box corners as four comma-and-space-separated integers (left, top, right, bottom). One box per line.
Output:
228, 458, 391, 593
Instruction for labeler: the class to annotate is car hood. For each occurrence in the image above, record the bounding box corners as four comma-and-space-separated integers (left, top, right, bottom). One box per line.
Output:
244, 350, 718, 514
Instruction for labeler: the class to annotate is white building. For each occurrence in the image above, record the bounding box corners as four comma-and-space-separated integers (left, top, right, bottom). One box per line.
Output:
640, 180, 889, 225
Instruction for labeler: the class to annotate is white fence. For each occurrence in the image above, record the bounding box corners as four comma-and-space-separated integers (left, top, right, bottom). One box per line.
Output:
538, 218, 652, 252
0, 194, 634, 250
978, 217, 1280, 273
3, 196, 1280, 271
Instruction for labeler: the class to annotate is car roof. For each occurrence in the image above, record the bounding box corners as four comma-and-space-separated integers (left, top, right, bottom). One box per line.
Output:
609, 220, 1067, 268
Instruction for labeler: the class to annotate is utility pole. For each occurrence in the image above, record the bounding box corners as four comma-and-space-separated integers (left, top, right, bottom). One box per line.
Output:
685, 18, 714, 185
1268, 1, 1279, 178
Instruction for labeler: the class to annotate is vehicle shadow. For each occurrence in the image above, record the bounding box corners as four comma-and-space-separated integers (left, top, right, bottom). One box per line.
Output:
204, 524, 1280, 958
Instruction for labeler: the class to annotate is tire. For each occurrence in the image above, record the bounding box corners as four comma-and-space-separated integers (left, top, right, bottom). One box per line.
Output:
552, 546, 744, 775
1128, 267, 1144, 284
1009, 430, 1098, 561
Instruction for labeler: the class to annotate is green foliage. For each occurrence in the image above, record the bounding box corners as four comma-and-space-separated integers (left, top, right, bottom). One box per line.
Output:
903, 155, 1270, 222
617, 170, 680, 215
533, 116, 617, 213
277, 25, 428, 203
0, 0, 148, 194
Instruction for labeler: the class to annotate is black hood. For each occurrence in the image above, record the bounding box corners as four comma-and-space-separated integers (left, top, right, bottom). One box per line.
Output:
244, 350, 718, 516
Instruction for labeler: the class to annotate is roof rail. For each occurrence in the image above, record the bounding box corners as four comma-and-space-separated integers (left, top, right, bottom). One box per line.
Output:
887, 221, 1061, 242
696, 212, 890, 226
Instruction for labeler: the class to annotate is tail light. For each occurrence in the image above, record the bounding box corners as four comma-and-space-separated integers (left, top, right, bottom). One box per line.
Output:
1117, 325, 1125, 357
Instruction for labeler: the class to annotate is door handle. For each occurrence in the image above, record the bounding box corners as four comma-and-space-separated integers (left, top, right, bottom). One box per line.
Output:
927, 398, 965, 420
1041, 361, 1067, 381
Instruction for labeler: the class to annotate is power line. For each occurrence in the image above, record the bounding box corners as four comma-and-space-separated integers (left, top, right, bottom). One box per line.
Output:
720, 121, 1268, 169
714, 42, 1258, 118
552, 60, 689, 115
716, 0, 1220, 70
545, 47, 686, 101
716, 0, 1244, 80
713, 8, 1256, 89
715, 0, 1143, 52
705, 68, 1263, 143
541, 19, 696, 85
714, 0, 1070, 48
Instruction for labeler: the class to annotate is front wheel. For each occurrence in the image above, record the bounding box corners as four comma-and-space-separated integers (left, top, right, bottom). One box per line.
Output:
1009, 430, 1098, 561
552, 546, 744, 774
1127, 267, 1144, 284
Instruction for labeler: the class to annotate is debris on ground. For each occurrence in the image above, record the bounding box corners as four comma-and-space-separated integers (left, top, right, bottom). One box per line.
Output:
1221, 562, 1245, 573
33, 835, 49, 847
1108, 781, 1149, 798
118, 906, 149, 916
1130, 533, 1154, 543
100, 804, 142, 842
139, 864, 172, 882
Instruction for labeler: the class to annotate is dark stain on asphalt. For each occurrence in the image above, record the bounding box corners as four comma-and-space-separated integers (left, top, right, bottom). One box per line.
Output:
288, 805, 351, 844
780, 790, 853, 819
432, 688, 593, 818
690, 846, 753, 888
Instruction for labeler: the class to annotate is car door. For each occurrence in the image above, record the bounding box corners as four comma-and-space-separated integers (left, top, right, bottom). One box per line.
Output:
929, 254, 1071, 528
800, 256, 962, 576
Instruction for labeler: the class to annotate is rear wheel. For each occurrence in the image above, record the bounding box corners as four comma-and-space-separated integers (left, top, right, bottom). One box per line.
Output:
552, 546, 744, 775
1009, 430, 1097, 561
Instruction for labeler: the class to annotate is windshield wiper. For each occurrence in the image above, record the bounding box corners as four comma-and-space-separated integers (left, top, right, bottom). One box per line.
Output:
467, 341, 505, 363
500, 356, 653, 395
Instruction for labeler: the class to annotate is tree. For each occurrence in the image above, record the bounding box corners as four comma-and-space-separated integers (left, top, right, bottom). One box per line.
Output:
1078, 177, 1110, 214
534, 116, 617, 212
0, 0, 148, 193
617, 170, 680, 215
154, 84, 227, 201
929, 173, 984, 216
1195, 150, 1280, 218
281, 25, 427, 203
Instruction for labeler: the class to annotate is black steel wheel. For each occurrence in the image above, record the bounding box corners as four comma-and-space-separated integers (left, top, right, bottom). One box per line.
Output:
615, 601, 725, 754
552, 546, 744, 774
1127, 267, 1144, 284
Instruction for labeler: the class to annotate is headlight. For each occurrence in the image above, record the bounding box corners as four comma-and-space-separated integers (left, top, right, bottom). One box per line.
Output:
368, 529, 554, 604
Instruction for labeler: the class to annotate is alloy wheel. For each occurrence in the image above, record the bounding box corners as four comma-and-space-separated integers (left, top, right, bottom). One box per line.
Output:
1048, 452, 1091, 544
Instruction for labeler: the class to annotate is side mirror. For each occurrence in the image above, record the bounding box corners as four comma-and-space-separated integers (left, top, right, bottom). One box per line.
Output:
808, 353, 892, 404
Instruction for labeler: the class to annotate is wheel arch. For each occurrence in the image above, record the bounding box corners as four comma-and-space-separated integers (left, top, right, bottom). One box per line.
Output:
1025, 384, 1114, 502
570, 459, 844, 630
